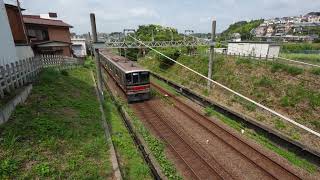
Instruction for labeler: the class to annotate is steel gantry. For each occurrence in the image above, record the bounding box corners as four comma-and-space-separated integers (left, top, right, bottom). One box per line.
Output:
93, 40, 210, 49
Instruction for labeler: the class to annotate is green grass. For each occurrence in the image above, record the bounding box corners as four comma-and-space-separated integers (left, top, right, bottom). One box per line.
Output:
0, 68, 112, 179
203, 107, 317, 173
271, 62, 304, 75
103, 94, 152, 179
114, 97, 182, 180
280, 53, 320, 64
311, 68, 320, 75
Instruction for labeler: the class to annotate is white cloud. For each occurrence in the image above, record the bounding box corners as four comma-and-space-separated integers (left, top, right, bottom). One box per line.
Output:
128, 7, 159, 18
19, 0, 320, 34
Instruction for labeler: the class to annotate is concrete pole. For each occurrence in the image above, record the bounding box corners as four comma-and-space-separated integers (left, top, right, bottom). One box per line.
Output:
90, 13, 103, 97
207, 19, 216, 91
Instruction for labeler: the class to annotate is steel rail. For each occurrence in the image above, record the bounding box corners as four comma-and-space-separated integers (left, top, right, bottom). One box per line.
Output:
152, 82, 302, 180
128, 34, 320, 139
135, 101, 229, 179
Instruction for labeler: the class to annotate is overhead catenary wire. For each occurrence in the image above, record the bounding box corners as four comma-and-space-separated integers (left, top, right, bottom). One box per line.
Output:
128, 34, 320, 138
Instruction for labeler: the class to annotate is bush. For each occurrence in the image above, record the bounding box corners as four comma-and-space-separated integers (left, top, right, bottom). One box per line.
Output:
158, 48, 181, 69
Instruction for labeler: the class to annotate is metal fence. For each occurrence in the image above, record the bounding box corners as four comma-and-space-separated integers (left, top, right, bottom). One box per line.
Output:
0, 55, 82, 99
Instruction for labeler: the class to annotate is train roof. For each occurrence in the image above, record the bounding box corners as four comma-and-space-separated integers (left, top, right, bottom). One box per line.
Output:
99, 50, 149, 73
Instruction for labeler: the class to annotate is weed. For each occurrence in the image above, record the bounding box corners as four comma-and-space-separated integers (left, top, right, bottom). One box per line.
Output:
310, 68, 320, 75
103, 94, 152, 179
290, 131, 301, 140
271, 62, 303, 75
60, 70, 69, 76
204, 107, 215, 116
233, 96, 256, 111
275, 119, 286, 130
255, 76, 273, 87
34, 163, 51, 177
0, 158, 19, 178
280, 96, 295, 107
114, 94, 182, 179
311, 121, 320, 130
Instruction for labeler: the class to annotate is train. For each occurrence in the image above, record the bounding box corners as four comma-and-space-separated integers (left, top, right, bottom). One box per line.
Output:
100, 51, 151, 103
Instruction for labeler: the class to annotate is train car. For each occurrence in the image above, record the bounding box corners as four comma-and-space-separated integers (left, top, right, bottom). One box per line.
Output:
100, 51, 150, 103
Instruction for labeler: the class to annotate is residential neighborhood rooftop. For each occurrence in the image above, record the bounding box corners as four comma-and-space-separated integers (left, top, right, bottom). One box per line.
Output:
23, 15, 73, 28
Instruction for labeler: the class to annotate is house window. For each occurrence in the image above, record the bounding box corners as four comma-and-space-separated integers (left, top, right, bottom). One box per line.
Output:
28, 28, 49, 41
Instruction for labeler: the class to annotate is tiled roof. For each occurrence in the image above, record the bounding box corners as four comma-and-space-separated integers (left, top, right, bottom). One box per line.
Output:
23, 15, 73, 28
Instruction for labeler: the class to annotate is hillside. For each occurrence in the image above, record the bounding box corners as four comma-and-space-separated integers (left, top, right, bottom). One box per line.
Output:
218, 19, 264, 41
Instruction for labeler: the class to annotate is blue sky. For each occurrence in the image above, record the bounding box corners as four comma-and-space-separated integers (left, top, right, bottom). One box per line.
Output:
16, 0, 320, 34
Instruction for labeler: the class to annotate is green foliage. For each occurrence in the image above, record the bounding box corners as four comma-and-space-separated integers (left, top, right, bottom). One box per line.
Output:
281, 43, 320, 53
204, 107, 215, 116
255, 76, 273, 87
218, 19, 264, 41
84, 56, 95, 69
136, 24, 182, 41
117, 97, 182, 180
280, 53, 320, 64
275, 119, 286, 130
61, 70, 69, 76
103, 95, 152, 179
271, 62, 304, 75
280, 84, 320, 108
0, 68, 112, 178
311, 68, 320, 75
34, 163, 52, 177
311, 121, 320, 130
157, 48, 181, 69
0, 158, 19, 178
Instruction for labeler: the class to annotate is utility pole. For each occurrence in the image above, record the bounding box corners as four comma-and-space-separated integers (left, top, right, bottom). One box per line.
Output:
90, 13, 103, 98
207, 19, 216, 91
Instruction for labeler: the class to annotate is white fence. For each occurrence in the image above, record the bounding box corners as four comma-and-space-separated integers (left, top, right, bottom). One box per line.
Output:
0, 55, 83, 99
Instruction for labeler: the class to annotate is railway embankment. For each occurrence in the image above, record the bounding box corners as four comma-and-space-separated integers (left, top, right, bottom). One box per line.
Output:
139, 51, 320, 174
0, 68, 112, 178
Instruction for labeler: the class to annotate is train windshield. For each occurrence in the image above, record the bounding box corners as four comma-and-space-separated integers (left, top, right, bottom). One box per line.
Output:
140, 72, 149, 83
126, 71, 149, 85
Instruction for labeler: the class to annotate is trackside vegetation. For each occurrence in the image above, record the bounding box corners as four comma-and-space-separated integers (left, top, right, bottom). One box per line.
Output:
113, 96, 182, 180
0, 68, 111, 178
152, 75, 317, 173
103, 93, 152, 179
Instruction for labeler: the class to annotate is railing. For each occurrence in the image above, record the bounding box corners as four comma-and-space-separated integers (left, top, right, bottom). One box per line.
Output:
0, 55, 82, 99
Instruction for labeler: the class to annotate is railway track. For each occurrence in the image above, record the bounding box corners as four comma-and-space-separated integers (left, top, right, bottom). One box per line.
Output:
100, 60, 304, 179
150, 82, 302, 180
132, 101, 233, 180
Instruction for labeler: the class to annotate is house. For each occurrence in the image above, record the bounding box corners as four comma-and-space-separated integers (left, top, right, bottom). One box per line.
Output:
23, 13, 73, 56
0, 0, 34, 66
71, 37, 87, 58
266, 26, 275, 37
255, 26, 267, 37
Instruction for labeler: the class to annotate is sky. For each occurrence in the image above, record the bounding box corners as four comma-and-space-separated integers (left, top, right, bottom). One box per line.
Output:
15, 0, 320, 34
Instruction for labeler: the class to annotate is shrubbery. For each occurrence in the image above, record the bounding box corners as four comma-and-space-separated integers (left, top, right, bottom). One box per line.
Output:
157, 48, 181, 69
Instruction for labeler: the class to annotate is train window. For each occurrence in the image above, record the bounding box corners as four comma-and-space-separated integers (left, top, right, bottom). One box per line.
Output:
126, 73, 132, 84
132, 73, 139, 84
140, 72, 149, 83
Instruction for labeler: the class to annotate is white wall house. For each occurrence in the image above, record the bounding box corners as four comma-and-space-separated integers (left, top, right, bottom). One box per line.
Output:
71, 38, 87, 58
227, 42, 280, 58
0, 0, 18, 66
